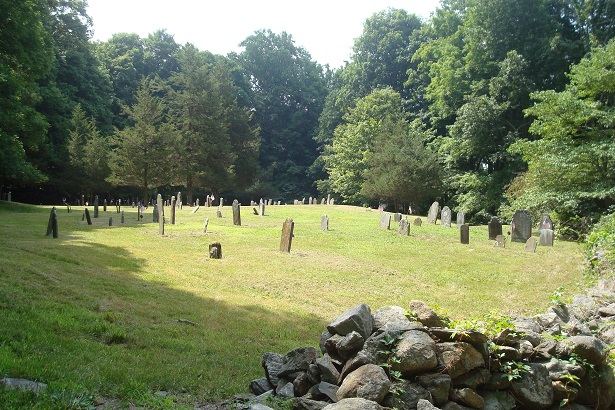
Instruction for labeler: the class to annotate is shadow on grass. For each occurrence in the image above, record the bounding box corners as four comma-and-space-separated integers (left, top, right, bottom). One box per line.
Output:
0, 201, 327, 404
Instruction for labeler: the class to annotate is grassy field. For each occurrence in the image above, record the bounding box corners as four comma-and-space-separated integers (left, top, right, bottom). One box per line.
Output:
0, 200, 586, 408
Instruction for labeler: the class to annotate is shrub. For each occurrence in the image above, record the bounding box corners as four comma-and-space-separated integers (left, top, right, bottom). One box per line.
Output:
585, 214, 615, 277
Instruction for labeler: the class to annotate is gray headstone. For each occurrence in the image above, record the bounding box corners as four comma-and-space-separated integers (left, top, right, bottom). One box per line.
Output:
457, 211, 465, 227
232, 199, 241, 226
209, 242, 222, 259
399, 218, 410, 236
170, 196, 176, 225
203, 217, 209, 233
427, 201, 439, 224
85, 208, 92, 225
321, 198, 326, 205
321, 215, 329, 231
259, 202, 265, 216
327, 194, 331, 205
440, 206, 452, 227
488, 217, 503, 240
220, 198, 224, 207
525, 237, 538, 252
413, 218, 422, 226
51, 207, 58, 238
177, 192, 182, 209
191, 205, 199, 214
280, 218, 294, 252
46, 208, 55, 236
540, 229, 554, 247
103, 199, 107, 212
379, 213, 391, 230
540, 214, 553, 231
394, 213, 402, 223
268, 199, 273, 206
511, 210, 532, 242
460, 224, 469, 244
93, 195, 99, 218
196, 198, 200, 207
121, 210, 125, 224
81, 194, 84, 206
7, 191, 11, 202
216, 207, 222, 218
495, 234, 506, 248
157, 194, 164, 235
109, 217, 113, 226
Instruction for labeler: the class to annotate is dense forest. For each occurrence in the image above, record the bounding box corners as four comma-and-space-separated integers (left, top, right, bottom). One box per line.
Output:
1, 0, 614, 228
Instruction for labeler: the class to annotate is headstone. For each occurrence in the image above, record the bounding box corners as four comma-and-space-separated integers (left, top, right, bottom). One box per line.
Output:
413, 218, 422, 226
84, 208, 92, 225
379, 213, 391, 230
51, 208, 58, 238
103, 199, 107, 212
268, 199, 272, 206
93, 195, 99, 218
177, 192, 182, 209
220, 198, 224, 207
7, 191, 11, 202
109, 217, 113, 226
209, 242, 222, 259
457, 211, 465, 227
203, 217, 209, 233
394, 213, 402, 223
81, 194, 84, 206
511, 210, 532, 243
398, 218, 410, 236
309, 197, 313, 205
440, 206, 452, 227
64, 201, 71, 213
217, 207, 222, 218
321, 215, 329, 231
253, 207, 259, 215
121, 210, 125, 224
427, 201, 439, 224
117, 199, 121, 214
170, 196, 176, 225
301, 197, 305, 205
280, 218, 294, 252
259, 202, 265, 216
192, 206, 200, 214
46, 208, 55, 236
540, 214, 554, 231
207, 196, 212, 207
494, 234, 506, 248
157, 194, 164, 235
82, 212, 85, 221
525, 237, 538, 253
460, 224, 469, 244
321, 198, 326, 205
488, 217, 503, 240
540, 229, 554, 247
330, 199, 335, 205
232, 200, 241, 226
327, 194, 331, 205
196, 198, 200, 207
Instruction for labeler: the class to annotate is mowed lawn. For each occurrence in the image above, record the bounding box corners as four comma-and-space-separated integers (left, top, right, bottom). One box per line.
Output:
0, 200, 585, 405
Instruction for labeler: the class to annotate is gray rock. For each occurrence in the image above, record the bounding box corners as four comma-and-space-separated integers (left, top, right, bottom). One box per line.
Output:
294, 371, 316, 397
276, 380, 296, 398
340, 332, 389, 380
382, 381, 432, 409
532, 338, 558, 360
479, 390, 515, 410
279, 347, 321, 378
316, 355, 341, 385
324, 334, 344, 357
450, 388, 484, 409
409, 300, 445, 327
519, 340, 534, 359
291, 398, 329, 410
552, 380, 579, 404
417, 399, 441, 410
0, 378, 47, 394
544, 357, 586, 380
317, 381, 339, 402
493, 328, 522, 347
262, 352, 284, 386
322, 397, 384, 410
598, 303, 615, 317
576, 363, 615, 409
555, 335, 607, 366
436, 342, 485, 379
248, 403, 274, 410
336, 364, 390, 403
510, 363, 553, 409
327, 303, 373, 340
495, 345, 522, 362
565, 319, 592, 336
391, 330, 438, 375
452, 368, 490, 389
442, 402, 474, 410
372, 305, 422, 335
598, 322, 615, 344
536, 311, 565, 329
250, 377, 274, 395
337, 331, 365, 359
319, 331, 333, 355
417, 373, 451, 406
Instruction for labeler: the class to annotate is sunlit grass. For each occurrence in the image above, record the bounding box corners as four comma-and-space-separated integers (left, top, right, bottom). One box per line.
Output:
0, 200, 585, 407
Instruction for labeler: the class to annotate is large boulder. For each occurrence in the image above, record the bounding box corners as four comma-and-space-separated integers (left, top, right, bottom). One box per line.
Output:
316, 354, 341, 385
408, 300, 446, 327
479, 390, 515, 410
417, 373, 451, 406
436, 342, 485, 379
555, 335, 607, 366
279, 347, 321, 379
262, 352, 284, 386
510, 363, 553, 409
449, 388, 484, 409
576, 363, 615, 409
327, 303, 373, 340
336, 364, 390, 403
391, 330, 438, 375
322, 398, 384, 410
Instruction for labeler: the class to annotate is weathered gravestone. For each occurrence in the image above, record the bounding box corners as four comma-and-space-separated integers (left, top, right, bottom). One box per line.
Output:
216, 207, 222, 218
103, 199, 107, 212
232, 200, 241, 226
207, 196, 212, 207
46, 207, 58, 238
379, 213, 391, 230
121, 210, 125, 224
540, 213, 554, 231
203, 217, 209, 233
457, 211, 465, 227
157, 194, 164, 235
252, 207, 259, 215
460, 224, 469, 244
488, 217, 503, 240
511, 210, 532, 243
192, 205, 199, 214
525, 237, 538, 252
152, 204, 159, 223
177, 192, 182, 209
170, 196, 176, 225
327, 194, 331, 205
46, 208, 55, 236
330, 199, 335, 205
93, 196, 99, 218
540, 229, 554, 247
7, 191, 11, 202
209, 242, 222, 259
413, 217, 422, 226
259, 202, 265, 216
321, 198, 326, 205
116, 199, 121, 214
399, 218, 410, 236
220, 198, 224, 207
441, 206, 452, 227
427, 201, 439, 224
321, 215, 329, 231
81, 194, 84, 206
394, 213, 402, 223
109, 217, 113, 226
268, 199, 272, 206
196, 198, 200, 207
84, 208, 92, 225
309, 197, 313, 205
495, 234, 506, 248
280, 218, 294, 253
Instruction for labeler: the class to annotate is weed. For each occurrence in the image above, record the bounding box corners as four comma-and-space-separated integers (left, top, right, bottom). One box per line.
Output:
500, 360, 531, 381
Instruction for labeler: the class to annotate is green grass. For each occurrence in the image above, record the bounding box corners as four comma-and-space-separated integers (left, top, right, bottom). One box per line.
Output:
0, 200, 585, 408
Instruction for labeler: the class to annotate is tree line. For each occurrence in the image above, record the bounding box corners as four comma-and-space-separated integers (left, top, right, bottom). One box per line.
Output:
2, 0, 614, 229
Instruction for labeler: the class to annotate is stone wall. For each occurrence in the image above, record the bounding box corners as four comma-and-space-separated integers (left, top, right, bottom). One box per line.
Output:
245, 279, 615, 410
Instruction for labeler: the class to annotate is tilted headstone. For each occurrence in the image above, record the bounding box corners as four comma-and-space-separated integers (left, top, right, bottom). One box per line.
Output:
540, 214, 554, 231
103, 199, 107, 212
157, 194, 164, 235
440, 206, 452, 227
427, 201, 439, 224
232, 200, 241, 226
216, 207, 222, 218
511, 210, 532, 242
398, 218, 410, 236
46, 208, 55, 236
525, 237, 538, 252
394, 213, 402, 223
457, 211, 465, 227
540, 229, 554, 247
379, 213, 391, 230
121, 210, 125, 224
203, 217, 209, 233
488, 217, 503, 240
170, 196, 176, 225
253, 207, 259, 215
259, 202, 265, 216
413, 217, 422, 226
192, 205, 200, 214
494, 234, 506, 248
460, 224, 469, 244
280, 218, 294, 252
321, 215, 328, 231
85, 208, 92, 225
93, 195, 99, 218
209, 242, 222, 259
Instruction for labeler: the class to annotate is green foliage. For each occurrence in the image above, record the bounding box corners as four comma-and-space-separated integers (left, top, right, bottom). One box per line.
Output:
584, 214, 615, 277
500, 360, 531, 381
451, 311, 516, 337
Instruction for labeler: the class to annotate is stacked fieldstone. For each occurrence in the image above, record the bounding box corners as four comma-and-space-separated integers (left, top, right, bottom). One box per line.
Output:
245, 280, 615, 410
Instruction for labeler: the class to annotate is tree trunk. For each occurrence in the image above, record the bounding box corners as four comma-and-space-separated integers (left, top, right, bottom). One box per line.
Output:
187, 176, 194, 206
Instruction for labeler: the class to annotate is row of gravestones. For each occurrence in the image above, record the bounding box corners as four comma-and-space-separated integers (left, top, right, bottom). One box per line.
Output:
426, 202, 465, 228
